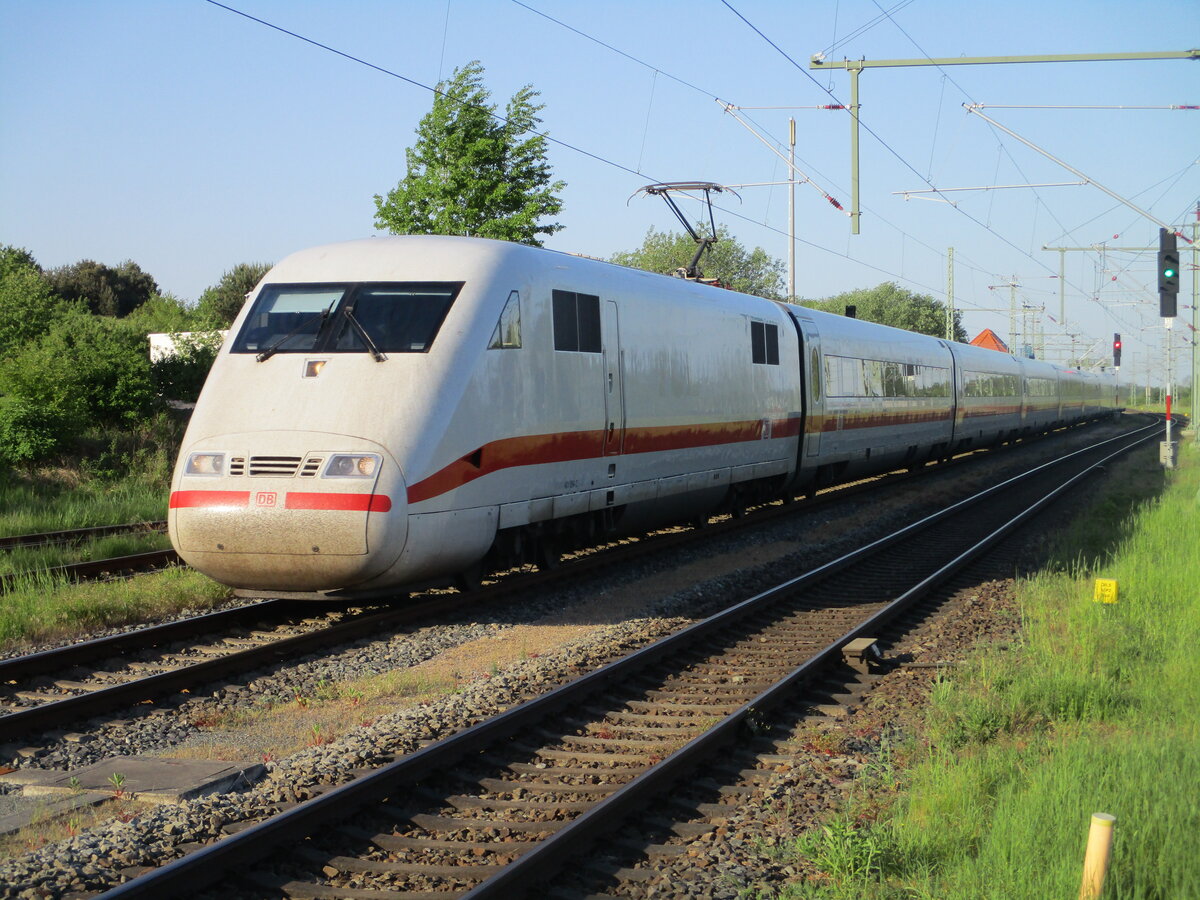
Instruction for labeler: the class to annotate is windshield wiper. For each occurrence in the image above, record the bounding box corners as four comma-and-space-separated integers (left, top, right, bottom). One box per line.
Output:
256, 307, 332, 362
342, 304, 386, 362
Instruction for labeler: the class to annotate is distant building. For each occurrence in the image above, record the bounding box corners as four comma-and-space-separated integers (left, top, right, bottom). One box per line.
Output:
969, 329, 1010, 353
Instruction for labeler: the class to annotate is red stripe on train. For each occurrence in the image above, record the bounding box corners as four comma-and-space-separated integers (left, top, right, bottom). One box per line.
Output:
170, 491, 391, 512
406, 416, 803, 505
169, 490, 251, 509
284, 492, 392, 512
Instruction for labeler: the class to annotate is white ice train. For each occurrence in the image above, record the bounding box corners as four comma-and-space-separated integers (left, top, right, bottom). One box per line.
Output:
168, 236, 1118, 599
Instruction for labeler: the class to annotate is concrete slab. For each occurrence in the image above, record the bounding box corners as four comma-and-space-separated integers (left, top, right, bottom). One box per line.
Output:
16, 756, 265, 804
0, 790, 109, 836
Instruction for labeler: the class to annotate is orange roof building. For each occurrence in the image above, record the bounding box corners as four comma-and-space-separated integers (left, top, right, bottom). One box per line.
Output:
969, 329, 1011, 353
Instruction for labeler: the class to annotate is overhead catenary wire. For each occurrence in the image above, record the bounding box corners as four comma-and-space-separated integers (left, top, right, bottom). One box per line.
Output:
508, 0, 1047, 302
721, 0, 1180, 343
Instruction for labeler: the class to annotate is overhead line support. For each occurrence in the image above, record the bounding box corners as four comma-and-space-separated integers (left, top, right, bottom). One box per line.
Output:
808, 49, 1198, 235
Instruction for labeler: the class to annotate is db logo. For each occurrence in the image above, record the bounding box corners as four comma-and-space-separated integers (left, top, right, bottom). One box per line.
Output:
255, 492, 278, 508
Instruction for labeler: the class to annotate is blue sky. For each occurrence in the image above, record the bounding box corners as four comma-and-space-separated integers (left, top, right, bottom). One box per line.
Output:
2, 0, 1197, 384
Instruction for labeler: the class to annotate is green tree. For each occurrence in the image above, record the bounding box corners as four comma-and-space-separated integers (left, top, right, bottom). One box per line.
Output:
0, 265, 78, 358
45, 259, 158, 318
195, 262, 271, 328
374, 61, 565, 246
609, 226, 786, 300
0, 244, 40, 279
799, 282, 967, 341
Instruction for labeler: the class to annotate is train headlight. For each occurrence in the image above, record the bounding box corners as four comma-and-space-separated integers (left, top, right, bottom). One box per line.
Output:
185, 452, 226, 476
324, 454, 380, 478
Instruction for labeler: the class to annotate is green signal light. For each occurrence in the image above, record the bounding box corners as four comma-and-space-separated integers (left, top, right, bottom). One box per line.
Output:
1163, 267, 1177, 277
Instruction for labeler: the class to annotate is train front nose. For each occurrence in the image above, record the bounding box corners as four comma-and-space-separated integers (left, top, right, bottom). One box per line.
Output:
168, 438, 407, 594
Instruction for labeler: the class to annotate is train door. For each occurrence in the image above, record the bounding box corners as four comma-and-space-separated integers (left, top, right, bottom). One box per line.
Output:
602, 300, 625, 456
794, 315, 823, 458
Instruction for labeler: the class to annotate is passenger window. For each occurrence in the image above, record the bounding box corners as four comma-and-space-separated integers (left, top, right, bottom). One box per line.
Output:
552, 289, 601, 353
488, 291, 522, 349
751, 321, 779, 365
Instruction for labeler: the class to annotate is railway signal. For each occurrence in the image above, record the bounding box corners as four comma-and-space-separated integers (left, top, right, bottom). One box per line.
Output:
1112, 333, 1122, 367
1158, 228, 1179, 318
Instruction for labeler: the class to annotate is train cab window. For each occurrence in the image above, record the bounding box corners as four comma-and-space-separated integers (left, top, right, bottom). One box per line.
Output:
331, 284, 458, 353
552, 290, 601, 353
751, 321, 779, 365
232, 282, 462, 357
488, 291, 522, 349
233, 287, 343, 354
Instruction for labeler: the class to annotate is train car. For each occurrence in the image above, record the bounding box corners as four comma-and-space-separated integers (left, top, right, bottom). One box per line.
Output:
946, 341, 1026, 451
780, 308, 956, 484
1018, 357, 1065, 435
170, 236, 802, 598
169, 235, 1117, 600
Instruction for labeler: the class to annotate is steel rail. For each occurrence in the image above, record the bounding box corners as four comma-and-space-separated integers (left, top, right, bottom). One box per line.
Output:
98, 420, 1160, 899
464, 423, 1162, 896
0, 593, 472, 744
0, 521, 167, 552
0, 549, 181, 594
0, 600, 288, 682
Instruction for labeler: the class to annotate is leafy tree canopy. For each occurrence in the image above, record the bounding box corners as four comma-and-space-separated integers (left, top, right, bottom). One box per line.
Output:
609, 226, 786, 301
0, 244, 40, 279
195, 262, 272, 328
374, 61, 565, 246
44, 258, 158, 318
0, 265, 80, 359
799, 282, 967, 342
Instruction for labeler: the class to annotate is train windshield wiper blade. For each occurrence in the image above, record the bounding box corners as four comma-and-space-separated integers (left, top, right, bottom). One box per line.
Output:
256, 307, 331, 362
342, 305, 386, 362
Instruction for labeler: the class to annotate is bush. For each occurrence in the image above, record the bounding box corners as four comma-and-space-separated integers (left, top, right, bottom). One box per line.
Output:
0, 398, 77, 466
151, 331, 223, 403
0, 312, 160, 433
125, 292, 205, 333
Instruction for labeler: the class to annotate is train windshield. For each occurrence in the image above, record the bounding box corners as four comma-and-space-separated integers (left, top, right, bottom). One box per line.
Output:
232, 282, 463, 357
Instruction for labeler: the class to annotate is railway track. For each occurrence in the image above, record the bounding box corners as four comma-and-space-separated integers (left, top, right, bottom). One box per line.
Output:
0, 417, 1134, 751
96, 418, 1160, 899
0, 521, 167, 552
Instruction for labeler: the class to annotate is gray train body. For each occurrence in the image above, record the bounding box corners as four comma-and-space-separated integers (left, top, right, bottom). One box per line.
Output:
168, 236, 1118, 599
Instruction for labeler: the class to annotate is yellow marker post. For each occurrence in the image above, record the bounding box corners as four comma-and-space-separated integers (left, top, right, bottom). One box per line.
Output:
1093, 579, 1119, 604
1079, 812, 1116, 899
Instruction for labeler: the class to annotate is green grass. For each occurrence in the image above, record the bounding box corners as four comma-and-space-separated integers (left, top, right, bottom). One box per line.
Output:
0, 531, 172, 578
0, 417, 233, 651
769, 436, 1200, 899
0, 565, 230, 651
0, 477, 166, 537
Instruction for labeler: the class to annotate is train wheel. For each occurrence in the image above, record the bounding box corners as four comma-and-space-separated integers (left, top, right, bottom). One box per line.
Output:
535, 538, 560, 571
454, 563, 485, 593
